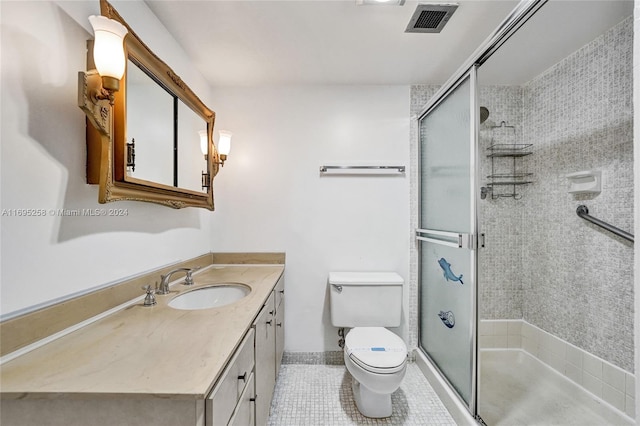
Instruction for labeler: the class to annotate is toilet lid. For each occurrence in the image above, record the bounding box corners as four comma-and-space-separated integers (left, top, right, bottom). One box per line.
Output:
345, 327, 407, 374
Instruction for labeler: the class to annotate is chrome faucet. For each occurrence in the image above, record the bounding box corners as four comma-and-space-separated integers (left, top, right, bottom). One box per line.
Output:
156, 267, 197, 295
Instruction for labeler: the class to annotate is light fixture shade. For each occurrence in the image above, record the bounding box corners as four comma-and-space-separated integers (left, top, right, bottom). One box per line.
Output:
199, 130, 208, 156
89, 15, 128, 80
217, 130, 232, 156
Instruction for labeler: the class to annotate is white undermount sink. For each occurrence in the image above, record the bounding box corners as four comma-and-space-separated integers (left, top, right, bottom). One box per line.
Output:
168, 284, 251, 310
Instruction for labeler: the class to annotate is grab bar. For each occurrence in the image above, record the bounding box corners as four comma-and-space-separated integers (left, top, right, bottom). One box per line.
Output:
576, 205, 634, 243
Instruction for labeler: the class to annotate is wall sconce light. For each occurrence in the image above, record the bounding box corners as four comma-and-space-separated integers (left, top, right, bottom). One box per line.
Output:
199, 130, 208, 160
90, 15, 127, 94
216, 130, 232, 167
78, 15, 128, 137
201, 130, 232, 190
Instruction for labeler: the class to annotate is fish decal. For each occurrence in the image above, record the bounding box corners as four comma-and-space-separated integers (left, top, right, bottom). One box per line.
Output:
438, 258, 463, 284
438, 311, 455, 328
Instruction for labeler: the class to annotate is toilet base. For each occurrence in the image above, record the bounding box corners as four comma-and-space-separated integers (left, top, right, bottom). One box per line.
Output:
351, 377, 392, 418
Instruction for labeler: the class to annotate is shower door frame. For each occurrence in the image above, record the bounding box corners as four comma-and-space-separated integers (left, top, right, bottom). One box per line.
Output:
413, 0, 549, 420
416, 66, 480, 415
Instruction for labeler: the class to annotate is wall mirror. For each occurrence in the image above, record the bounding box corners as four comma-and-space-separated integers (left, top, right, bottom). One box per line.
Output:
85, 0, 218, 210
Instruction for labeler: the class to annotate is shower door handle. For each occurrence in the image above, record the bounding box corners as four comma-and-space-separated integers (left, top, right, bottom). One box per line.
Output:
416, 229, 473, 249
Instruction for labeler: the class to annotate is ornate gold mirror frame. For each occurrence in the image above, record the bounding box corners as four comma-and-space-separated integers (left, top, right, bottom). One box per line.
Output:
85, 0, 218, 210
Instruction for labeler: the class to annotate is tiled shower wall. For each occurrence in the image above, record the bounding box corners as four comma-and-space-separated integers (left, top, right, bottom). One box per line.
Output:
519, 17, 634, 372
478, 85, 525, 320
410, 16, 634, 371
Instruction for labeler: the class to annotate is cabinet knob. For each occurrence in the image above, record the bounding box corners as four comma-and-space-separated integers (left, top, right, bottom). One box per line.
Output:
266, 320, 272, 325
238, 372, 247, 381
277, 322, 282, 327
250, 396, 257, 402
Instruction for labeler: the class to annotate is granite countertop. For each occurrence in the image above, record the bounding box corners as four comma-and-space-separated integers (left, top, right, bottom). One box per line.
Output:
0, 264, 284, 400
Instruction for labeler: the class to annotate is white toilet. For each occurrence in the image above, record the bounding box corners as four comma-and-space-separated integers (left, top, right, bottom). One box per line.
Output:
329, 271, 408, 418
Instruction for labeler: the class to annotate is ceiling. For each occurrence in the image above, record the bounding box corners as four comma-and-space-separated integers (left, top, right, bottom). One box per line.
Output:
145, 0, 633, 87
479, 0, 633, 85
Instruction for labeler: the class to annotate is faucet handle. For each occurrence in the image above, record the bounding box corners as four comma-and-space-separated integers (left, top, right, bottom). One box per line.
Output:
142, 284, 157, 307
184, 267, 200, 286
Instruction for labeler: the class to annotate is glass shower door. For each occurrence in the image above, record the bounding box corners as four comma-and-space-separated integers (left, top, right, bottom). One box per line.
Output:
417, 69, 478, 410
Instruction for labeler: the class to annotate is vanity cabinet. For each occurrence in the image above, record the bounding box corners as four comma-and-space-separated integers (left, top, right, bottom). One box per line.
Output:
0, 264, 285, 426
274, 277, 285, 377
253, 275, 286, 426
206, 328, 255, 426
254, 291, 276, 426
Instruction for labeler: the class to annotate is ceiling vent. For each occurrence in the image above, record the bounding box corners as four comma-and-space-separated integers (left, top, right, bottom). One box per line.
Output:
405, 3, 458, 33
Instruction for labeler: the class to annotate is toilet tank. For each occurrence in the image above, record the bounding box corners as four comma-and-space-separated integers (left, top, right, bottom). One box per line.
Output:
329, 272, 404, 328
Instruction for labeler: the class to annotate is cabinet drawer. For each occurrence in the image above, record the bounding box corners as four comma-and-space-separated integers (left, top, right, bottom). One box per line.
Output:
206, 328, 255, 426
228, 372, 255, 426
234, 328, 255, 399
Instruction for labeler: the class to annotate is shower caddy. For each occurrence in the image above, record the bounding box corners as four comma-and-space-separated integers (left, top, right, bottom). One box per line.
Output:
485, 121, 533, 199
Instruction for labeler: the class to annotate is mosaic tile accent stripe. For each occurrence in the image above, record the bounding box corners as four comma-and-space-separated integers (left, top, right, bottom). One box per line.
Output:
282, 351, 345, 365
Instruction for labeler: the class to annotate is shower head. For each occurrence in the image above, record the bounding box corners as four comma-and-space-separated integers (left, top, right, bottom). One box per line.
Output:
480, 106, 490, 124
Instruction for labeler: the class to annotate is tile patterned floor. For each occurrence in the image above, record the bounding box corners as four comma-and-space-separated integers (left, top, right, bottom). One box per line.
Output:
267, 363, 456, 425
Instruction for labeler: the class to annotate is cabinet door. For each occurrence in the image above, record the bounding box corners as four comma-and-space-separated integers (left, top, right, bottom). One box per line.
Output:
253, 292, 276, 426
274, 277, 285, 377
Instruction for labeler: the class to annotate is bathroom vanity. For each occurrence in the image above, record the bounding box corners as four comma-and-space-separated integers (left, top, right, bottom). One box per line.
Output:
0, 263, 285, 426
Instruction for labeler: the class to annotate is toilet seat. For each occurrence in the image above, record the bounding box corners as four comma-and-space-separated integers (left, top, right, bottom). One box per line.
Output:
345, 327, 407, 374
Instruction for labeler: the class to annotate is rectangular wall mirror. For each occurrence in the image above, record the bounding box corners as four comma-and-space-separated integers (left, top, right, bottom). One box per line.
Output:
85, 0, 218, 210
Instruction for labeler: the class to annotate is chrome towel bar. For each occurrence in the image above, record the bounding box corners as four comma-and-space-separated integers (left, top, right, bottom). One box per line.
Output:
319, 165, 405, 173
576, 205, 634, 243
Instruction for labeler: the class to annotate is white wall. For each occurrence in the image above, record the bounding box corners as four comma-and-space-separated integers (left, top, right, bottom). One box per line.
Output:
208, 86, 411, 352
0, 1, 413, 355
0, 1, 214, 317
